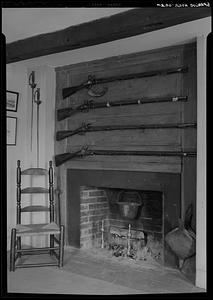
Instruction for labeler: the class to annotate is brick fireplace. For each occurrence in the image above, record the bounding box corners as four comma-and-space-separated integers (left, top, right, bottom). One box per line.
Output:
79, 187, 164, 262
80, 186, 109, 249
66, 169, 181, 267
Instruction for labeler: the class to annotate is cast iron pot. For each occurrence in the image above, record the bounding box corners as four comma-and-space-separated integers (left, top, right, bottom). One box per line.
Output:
117, 190, 142, 219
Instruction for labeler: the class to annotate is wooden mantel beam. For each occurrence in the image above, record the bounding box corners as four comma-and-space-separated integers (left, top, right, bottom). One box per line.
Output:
6, 8, 211, 64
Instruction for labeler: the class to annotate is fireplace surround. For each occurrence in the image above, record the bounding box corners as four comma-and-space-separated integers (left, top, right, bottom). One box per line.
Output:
66, 169, 181, 267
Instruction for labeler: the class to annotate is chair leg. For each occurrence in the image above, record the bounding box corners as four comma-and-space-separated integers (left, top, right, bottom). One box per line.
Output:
17, 236, 21, 257
50, 234, 54, 255
10, 228, 16, 272
59, 225, 64, 268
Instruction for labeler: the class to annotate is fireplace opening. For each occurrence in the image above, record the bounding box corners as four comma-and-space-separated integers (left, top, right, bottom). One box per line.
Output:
66, 169, 181, 269
80, 186, 164, 264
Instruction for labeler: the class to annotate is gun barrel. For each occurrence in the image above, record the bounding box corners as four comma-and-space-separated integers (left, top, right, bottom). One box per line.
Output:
85, 122, 196, 132
89, 150, 197, 157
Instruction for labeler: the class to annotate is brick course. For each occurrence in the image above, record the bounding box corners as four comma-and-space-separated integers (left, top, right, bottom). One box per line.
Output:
89, 190, 105, 197
81, 196, 108, 204
80, 186, 109, 249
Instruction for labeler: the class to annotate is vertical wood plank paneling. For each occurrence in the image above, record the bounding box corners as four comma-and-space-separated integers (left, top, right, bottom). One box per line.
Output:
54, 43, 197, 257
180, 43, 197, 221
55, 43, 196, 172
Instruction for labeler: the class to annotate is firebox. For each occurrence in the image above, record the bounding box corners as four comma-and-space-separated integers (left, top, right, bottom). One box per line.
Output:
66, 169, 181, 268
80, 186, 164, 263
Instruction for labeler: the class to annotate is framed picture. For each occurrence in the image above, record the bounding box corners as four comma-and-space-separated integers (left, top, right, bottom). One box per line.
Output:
6, 90, 19, 112
7, 117, 17, 146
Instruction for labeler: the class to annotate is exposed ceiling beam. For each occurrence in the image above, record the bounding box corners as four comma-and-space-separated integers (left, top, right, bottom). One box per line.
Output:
6, 8, 211, 64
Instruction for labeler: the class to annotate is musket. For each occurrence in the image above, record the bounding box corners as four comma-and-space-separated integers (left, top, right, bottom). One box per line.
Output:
57, 96, 188, 121
55, 146, 197, 167
62, 66, 188, 99
56, 122, 197, 141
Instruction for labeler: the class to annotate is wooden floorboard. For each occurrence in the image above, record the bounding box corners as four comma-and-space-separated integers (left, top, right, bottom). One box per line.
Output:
7, 247, 205, 294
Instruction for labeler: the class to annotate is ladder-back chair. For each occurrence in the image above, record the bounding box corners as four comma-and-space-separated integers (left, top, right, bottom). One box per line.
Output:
10, 160, 64, 271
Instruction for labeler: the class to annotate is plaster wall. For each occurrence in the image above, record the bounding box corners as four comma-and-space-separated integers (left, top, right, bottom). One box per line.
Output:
7, 64, 28, 247
196, 35, 207, 289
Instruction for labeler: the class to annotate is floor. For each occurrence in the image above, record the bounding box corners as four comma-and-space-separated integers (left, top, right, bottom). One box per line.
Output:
7, 246, 205, 295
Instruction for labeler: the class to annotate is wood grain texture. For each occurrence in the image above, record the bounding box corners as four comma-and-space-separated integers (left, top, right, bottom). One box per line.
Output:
62, 155, 181, 173
21, 168, 48, 175
65, 129, 182, 151
21, 187, 49, 194
181, 157, 197, 231
6, 8, 210, 63
21, 205, 49, 212
55, 43, 196, 174
180, 44, 197, 226
65, 102, 183, 129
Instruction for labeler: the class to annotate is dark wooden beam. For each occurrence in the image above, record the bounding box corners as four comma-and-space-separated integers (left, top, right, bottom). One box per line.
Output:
6, 8, 211, 64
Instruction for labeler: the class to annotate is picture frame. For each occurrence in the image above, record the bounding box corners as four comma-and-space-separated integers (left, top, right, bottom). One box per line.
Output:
7, 117, 17, 146
6, 90, 19, 112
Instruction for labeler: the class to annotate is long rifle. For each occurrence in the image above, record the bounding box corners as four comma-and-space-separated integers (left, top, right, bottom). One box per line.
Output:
56, 122, 197, 141
55, 146, 197, 167
57, 96, 188, 121
62, 66, 188, 99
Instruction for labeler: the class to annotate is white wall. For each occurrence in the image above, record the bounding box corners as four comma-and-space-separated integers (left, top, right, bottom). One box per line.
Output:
7, 16, 211, 288
2, 8, 132, 43
196, 35, 207, 289
7, 64, 28, 247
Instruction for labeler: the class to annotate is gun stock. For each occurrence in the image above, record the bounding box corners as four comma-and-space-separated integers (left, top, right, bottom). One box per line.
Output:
55, 153, 72, 166
62, 84, 88, 99
55, 152, 81, 166
56, 128, 84, 141
57, 107, 77, 121
56, 131, 70, 141
55, 146, 89, 166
